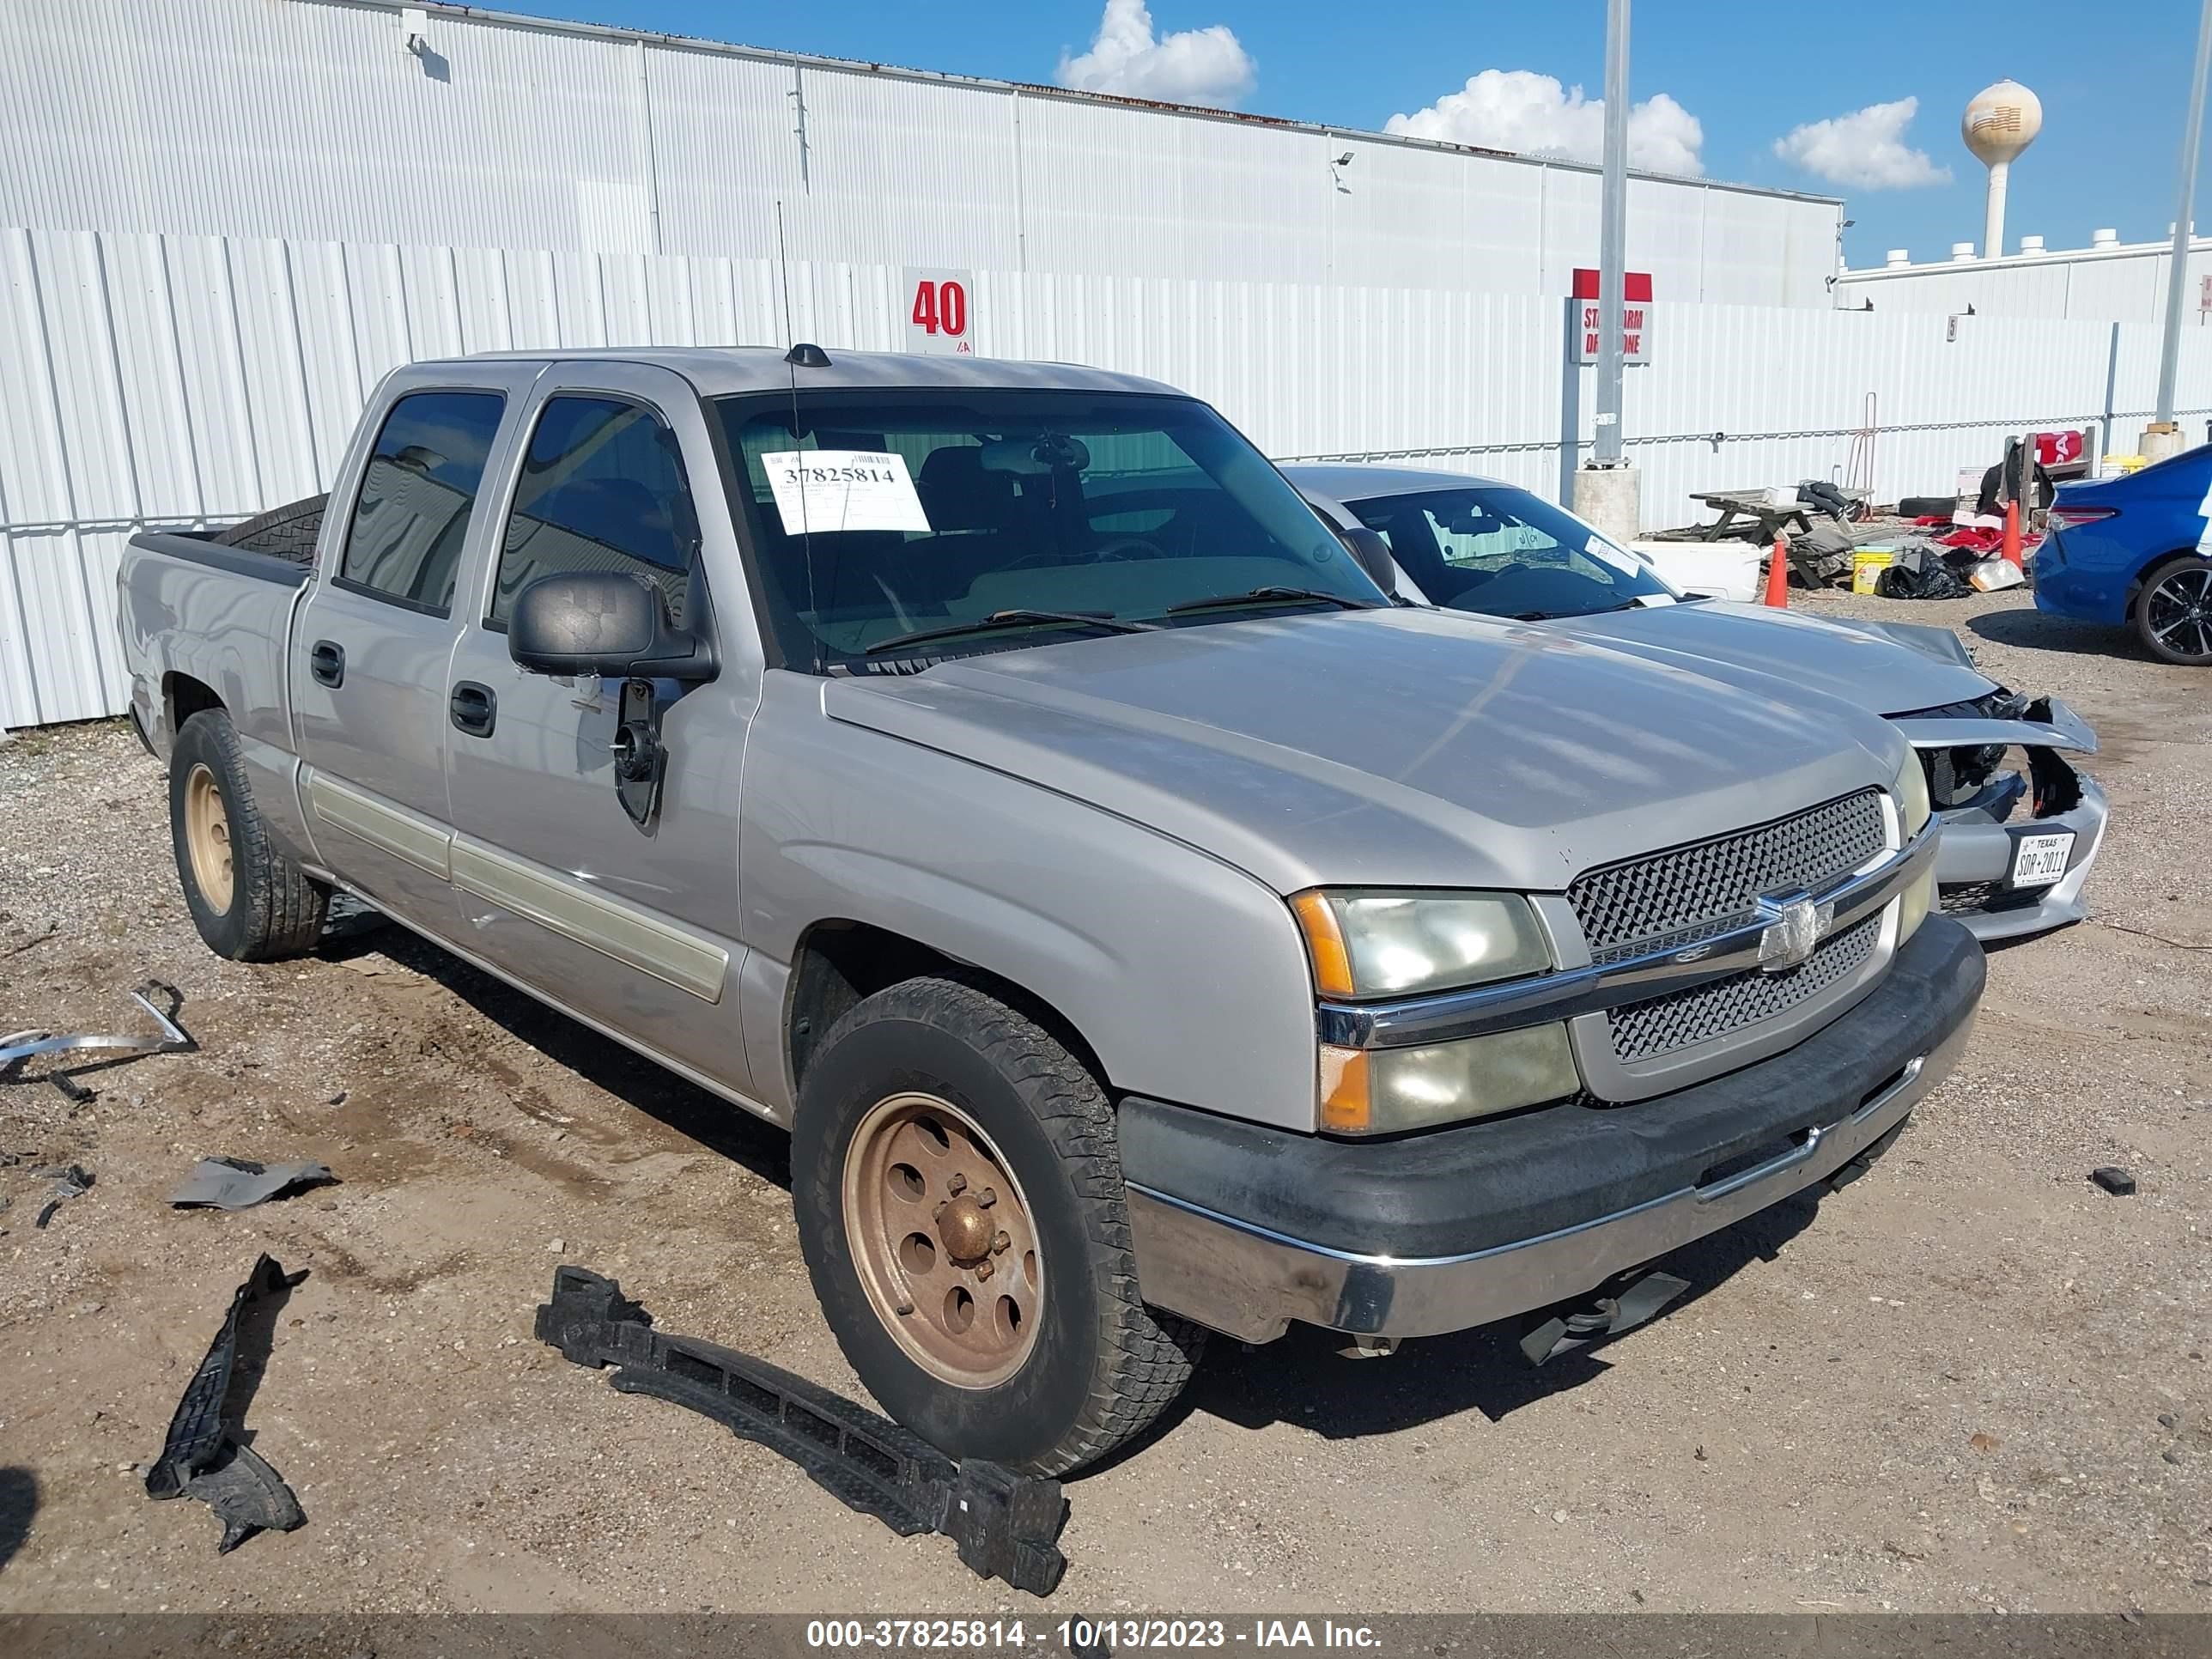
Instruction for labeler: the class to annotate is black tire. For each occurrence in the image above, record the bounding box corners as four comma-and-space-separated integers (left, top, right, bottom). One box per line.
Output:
168, 709, 330, 960
793, 976, 1205, 1475
2132, 554, 2212, 665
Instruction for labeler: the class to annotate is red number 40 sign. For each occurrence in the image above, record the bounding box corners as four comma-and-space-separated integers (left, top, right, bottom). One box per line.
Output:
903, 267, 974, 356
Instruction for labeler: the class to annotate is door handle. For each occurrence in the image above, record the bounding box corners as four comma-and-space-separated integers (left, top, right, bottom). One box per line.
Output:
309, 639, 344, 689
448, 681, 497, 738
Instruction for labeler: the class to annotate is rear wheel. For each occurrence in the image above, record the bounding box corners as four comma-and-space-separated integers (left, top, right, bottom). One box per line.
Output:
168, 709, 331, 960
793, 976, 1204, 1475
2133, 555, 2212, 665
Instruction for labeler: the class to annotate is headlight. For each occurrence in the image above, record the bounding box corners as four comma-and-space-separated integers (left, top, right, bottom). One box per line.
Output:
1893, 747, 1932, 841
1291, 889, 1551, 1000
1319, 1024, 1579, 1134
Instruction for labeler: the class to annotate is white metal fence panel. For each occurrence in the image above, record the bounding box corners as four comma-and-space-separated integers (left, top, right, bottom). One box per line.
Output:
5, 224, 2212, 729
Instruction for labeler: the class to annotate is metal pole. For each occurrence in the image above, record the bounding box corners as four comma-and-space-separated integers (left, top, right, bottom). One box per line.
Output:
1595, 0, 1630, 465
2156, 0, 2212, 426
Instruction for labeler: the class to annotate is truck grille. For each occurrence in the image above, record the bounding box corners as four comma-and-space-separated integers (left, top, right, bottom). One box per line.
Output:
1567, 788, 1887, 962
1606, 915, 1881, 1064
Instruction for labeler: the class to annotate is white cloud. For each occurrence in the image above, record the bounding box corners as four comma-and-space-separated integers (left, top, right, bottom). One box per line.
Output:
1055, 1, 1255, 108
1773, 98, 1952, 190
1383, 70, 1704, 177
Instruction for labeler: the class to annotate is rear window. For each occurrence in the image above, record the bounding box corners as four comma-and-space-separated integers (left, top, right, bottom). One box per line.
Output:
712, 390, 1376, 669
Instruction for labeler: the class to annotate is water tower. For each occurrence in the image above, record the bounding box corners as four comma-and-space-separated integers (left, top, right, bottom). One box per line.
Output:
1963, 80, 2043, 259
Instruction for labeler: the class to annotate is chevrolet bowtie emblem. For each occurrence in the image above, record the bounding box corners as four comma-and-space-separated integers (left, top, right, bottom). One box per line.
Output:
1756, 893, 1836, 973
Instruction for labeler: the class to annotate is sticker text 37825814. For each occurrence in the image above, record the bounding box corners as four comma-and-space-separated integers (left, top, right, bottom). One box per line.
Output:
761, 450, 932, 534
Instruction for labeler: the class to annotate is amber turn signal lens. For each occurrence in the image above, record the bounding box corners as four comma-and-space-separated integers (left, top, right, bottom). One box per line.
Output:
1291, 890, 1356, 999
1318, 1044, 1371, 1133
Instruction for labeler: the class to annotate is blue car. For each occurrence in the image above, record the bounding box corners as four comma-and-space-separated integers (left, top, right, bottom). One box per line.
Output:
2035, 445, 2212, 664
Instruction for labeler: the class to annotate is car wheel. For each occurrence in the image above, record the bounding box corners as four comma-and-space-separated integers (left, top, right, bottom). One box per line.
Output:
2133, 555, 2212, 665
793, 975, 1205, 1475
168, 709, 331, 960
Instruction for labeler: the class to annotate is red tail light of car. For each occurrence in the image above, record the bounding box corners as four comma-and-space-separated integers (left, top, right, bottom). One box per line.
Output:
2049, 505, 2118, 530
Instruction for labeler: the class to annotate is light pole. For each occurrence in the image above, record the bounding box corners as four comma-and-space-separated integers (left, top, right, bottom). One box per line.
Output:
2150, 0, 2212, 457
1571, 0, 1640, 540
1594, 0, 1629, 467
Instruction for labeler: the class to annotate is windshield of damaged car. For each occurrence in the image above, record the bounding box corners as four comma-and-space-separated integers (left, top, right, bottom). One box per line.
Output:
714, 391, 1384, 667
1345, 484, 1677, 620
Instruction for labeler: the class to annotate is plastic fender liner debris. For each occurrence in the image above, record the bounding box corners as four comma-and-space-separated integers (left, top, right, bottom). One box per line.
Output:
2091, 1166, 2138, 1196
168, 1157, 337, 1211
535, 1266, 1070, 1596
2, 981, 196, 1098
31, 1164, 92, 1230
145, 1253, 307, 1552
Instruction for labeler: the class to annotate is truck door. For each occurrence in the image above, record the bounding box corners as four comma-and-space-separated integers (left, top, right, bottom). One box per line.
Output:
290, 370, 532, 927
441, 364, 764, 1100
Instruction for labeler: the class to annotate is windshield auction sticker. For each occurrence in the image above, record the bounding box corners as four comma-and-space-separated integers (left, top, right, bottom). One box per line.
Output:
763, 450, 932, 534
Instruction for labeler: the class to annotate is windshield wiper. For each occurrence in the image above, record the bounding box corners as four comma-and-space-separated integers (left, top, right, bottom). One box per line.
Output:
1504, 599, 1645, 622
864, 609, 1156, 656
1163, 586, 1378, 617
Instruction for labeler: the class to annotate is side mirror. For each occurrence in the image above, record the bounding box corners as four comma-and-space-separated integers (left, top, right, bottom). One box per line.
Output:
508, 572, 716, 683
1337, 526, 1401, 596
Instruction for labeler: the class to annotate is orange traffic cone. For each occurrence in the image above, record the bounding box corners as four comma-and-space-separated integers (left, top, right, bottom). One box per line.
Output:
2002, 498, 2023, 568
1763, 532, 1790, 607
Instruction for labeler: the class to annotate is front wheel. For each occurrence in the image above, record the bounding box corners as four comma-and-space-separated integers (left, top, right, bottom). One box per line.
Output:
792, 976, 1204, 1475
2133, 555, 2212, 665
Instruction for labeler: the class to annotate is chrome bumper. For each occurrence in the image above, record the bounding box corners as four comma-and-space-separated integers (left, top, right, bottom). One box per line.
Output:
1126, 1007, 1974, 1344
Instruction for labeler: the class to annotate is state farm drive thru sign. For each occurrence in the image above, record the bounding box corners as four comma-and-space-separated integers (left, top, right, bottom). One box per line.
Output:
1570, 269, 1652, 366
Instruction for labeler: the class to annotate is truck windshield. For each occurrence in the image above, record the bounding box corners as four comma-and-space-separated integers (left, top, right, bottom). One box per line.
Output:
1344, 484, 1678, 620
713, 391, 1384, 669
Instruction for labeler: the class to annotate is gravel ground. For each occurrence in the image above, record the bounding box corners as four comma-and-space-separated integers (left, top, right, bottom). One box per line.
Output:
0, 586, 2206, 1618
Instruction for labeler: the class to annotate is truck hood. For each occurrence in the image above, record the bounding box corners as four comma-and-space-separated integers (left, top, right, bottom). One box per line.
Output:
1541, 602, 1995, 718
823, 607, 1905, 895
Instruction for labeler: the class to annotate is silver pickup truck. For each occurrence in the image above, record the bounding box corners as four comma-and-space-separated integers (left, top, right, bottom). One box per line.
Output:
118, 348, 1984, 1476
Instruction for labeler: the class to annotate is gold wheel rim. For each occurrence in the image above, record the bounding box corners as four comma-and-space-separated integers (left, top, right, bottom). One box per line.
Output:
843, 1091, 1042, 1389
183, 763, 235, 914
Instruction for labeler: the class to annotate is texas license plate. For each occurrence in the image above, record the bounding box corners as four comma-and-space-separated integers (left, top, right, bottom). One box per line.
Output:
2010, 831, 2075, 888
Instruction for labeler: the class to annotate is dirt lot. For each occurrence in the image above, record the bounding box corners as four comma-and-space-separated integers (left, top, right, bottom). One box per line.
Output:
0, 586, 2207, 1617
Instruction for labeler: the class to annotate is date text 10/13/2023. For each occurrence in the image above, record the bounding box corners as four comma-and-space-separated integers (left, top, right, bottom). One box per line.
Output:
805, 1619, 1383, 1650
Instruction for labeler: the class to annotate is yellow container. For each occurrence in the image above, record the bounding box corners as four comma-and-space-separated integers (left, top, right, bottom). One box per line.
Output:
1851, 548, 1896, 595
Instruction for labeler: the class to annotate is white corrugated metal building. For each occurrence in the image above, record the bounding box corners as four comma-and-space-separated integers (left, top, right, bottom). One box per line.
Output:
1836, 231, 2212, 324
0, 0, 1844, 304
5, 0, 2210, 729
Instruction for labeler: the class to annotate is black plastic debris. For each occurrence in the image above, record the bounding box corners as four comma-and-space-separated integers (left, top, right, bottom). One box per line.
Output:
145, 1254, 307, 1552
536, 1266, 1069, 1596
2091, 1166, 2138, 1197
168, 1157, 336, 1212
31, 1164, 92, 1230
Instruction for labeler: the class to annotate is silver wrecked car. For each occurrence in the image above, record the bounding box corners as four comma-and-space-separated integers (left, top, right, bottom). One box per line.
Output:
1291, 465, 2106, 943
120, 349, 1981, 1476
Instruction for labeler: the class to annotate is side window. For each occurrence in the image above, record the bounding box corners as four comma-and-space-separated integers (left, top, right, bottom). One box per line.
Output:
337, 391, 507, 616
491, 396, 701, 627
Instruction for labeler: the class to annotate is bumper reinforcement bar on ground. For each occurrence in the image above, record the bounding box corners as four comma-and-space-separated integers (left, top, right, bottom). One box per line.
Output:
534, 1267, 1070, 1596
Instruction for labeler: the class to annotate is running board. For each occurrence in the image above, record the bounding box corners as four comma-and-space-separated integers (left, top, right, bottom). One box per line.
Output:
534, 1267, 1068, 1596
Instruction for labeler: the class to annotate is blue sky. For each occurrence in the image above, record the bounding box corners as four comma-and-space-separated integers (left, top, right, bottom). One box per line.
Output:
507, 0, 2206, 268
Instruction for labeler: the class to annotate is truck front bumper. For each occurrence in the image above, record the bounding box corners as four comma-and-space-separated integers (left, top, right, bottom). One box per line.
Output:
1120, 917, 1984, 1344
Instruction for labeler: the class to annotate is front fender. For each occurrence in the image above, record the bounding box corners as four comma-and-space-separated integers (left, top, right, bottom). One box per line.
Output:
736, 673, 1322, 1131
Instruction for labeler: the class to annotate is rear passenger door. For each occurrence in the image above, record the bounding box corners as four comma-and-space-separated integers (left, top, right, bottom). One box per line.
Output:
291, 372, 532, 926
441, 364, 763, 1098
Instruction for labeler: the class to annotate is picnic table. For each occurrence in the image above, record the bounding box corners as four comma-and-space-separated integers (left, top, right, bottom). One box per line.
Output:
1673, 487, 1871, 543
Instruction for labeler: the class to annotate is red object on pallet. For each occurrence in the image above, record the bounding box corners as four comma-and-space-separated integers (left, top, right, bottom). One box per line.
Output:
2002, 499, 2023, 568
1763, 533, 1790, 608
